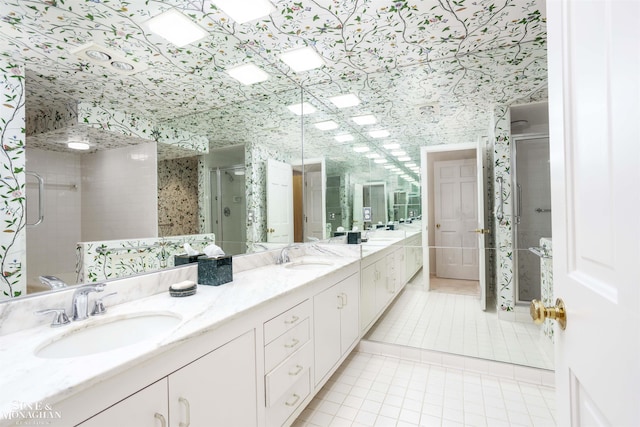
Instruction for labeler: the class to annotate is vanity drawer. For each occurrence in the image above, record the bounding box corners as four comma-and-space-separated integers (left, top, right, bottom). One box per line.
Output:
265, 371, 310, 427
264, 299, 311, 345
265, 341, 313, 407
265, 318, 310, 372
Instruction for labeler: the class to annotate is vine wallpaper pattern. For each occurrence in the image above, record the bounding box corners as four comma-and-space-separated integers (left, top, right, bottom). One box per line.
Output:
0, 58, 25, 298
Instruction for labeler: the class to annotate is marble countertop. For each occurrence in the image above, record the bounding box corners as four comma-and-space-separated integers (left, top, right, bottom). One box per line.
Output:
0, 253, 359, 422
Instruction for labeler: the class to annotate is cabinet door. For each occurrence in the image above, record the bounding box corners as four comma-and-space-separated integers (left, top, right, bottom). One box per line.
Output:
339, 273, 360, 353
360, 262, 377, 331
77, 380, 168, 427
374, 259, 388, 313
168, 331, 257, 427
395, 247, 406, 289
314, 283, 342, 384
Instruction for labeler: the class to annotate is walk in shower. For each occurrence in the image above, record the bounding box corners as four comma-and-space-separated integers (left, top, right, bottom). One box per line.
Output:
210, 167, 246, 255
512, 136, 552, 303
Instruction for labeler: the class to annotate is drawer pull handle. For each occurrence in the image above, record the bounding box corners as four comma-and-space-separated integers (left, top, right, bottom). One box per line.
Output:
179, 397, 191, 427
285, 393, 301, 407
284, 315, 299, 324
284, 338, 300, 348
154, 413, 167, 427
289, 364, 304, 376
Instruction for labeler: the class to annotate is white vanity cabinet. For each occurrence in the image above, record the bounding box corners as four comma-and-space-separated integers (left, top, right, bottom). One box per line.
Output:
77, 380, 168, 427
263, 300, 313, 427
360, 256, 387, 332
77, 331, 257, 427
313, 272, 360, 385
405, 234, 423, 280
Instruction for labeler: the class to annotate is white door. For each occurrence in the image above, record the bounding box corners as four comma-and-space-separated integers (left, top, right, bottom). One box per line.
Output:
548, 1, 639, 425
434, 159, 479, 280
305, 170, 324, 239
266, 158, 293, 243
352, 183, 363, 230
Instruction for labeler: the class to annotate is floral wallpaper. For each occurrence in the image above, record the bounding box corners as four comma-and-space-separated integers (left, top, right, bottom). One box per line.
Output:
0, 58, 25, 299
158, 157, 199, 237
77, 233, 215, 283
493, 105, 515, 313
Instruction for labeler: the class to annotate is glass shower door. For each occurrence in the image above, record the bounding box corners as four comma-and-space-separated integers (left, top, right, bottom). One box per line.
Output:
210, 167, 246, 255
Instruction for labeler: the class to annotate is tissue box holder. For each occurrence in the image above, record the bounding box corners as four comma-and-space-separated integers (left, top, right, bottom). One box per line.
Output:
198, 255, 233, 286
174, 253, 204, 266
347, 231, 361, 244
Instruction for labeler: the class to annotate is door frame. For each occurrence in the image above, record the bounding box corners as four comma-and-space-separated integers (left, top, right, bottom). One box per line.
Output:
420, 142, 488, 310
292, 157, 327, 241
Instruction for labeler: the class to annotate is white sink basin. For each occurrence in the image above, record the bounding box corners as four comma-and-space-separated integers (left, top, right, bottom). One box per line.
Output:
36, 312, 182, 359
283, 259, 335, 271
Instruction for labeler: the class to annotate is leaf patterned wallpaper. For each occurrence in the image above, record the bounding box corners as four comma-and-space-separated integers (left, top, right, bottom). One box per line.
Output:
0, 0, 548, 300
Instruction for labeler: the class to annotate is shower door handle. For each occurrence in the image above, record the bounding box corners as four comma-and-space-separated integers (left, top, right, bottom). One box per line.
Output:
473, 229, 491, 234
26, 171, 44, 227
515, 183, 522, 224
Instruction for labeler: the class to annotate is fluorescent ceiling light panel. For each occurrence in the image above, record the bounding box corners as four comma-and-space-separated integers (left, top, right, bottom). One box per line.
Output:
335, 134, 354, 142
405, 162, 417, 167
398, 156, 411, 161
383, 142, 401, 150
329, 94, 360, 108
369, 129, 390, 138
314, 121, 339, 131
374, 158, 387, 164
147, 9, 208, 47
67, 141, 90, 150
226, 63, 269, 85
352, 115, 377, 125
287, 102, 316, 115
384, 164, 394, 169
365, 153, 380, 159
353, 146, 370, 153
391, 150, 406, 157
279, 47, 324, 72
212, 0, 274, 24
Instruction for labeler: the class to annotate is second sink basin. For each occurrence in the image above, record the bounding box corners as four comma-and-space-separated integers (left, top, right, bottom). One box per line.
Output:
283, 258, 335, 271
36, 312, 182, 359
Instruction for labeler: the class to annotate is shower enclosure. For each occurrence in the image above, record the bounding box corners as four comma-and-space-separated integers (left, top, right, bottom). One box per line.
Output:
210, 167, 246, 255
513, 136, 552, 303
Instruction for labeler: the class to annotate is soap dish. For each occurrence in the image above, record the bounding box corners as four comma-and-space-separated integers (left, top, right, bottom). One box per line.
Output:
169, 280, 197, 297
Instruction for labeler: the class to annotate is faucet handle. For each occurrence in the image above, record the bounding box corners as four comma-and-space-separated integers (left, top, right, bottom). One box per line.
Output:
36, 308, 70, 327
91, 292, 117, 316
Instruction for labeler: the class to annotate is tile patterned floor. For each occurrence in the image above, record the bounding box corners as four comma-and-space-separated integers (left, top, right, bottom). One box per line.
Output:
365, 271, 554, 370
293, 352, 557, 427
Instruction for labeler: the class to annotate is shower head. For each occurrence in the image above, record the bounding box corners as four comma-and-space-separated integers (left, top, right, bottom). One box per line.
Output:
224, 170, 234, 182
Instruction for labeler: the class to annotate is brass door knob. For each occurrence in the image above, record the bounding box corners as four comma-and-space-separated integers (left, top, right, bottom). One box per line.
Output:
267, 228, 275, 233
474, 228, 491, 234
436, 223, 441, 229
530, 298, 566, 330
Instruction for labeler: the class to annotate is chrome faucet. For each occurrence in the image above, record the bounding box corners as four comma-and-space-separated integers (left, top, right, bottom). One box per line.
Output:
276, 243, 298, 265
71, 283, 105, 321
39, 275, 68, 289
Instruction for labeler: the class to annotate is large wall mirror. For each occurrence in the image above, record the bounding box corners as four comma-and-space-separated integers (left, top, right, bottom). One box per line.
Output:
1, 0, 552, 371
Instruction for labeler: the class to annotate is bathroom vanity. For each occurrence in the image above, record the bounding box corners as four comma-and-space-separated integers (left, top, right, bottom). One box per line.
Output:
0, 230, 422, 427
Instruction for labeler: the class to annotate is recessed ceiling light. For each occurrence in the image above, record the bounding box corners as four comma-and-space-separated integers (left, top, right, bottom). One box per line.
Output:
391, 150, 406, 157
280, 46, 324, 72
287, 102, 316, 115
352, 115, 377, 125
383, 142, 401, 150
226, 63, 269, 85
147, 9, 208, 47
234, 170, 245, 176
398, 156, 411, 162
110, 61, 134, 71
212, 0, 274, 24
365, 153, 380, 159
329, 94, 360, 108
314, 121, 339, 131
335, 134, 354, 143
405, 162, 417, 167
85, 50, 111, 61
353, 146, 370, 153
374, 158, 387, 164
369, 129, 390, 138
67, 141, 90, 150
384, 164, 395, 169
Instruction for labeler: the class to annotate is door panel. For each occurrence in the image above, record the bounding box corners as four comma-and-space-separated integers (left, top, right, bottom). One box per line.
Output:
548, 0, 639, 425
266, 158, 293, 243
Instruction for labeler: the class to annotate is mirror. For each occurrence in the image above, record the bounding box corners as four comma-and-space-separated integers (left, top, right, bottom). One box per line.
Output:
1, 0, 551, 370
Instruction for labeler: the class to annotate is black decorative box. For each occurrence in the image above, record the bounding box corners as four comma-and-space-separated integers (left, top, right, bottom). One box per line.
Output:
347, 231, 361, 244
174, 253, 204, 266
333, 231, 346, 237
197, 255, 233, 286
